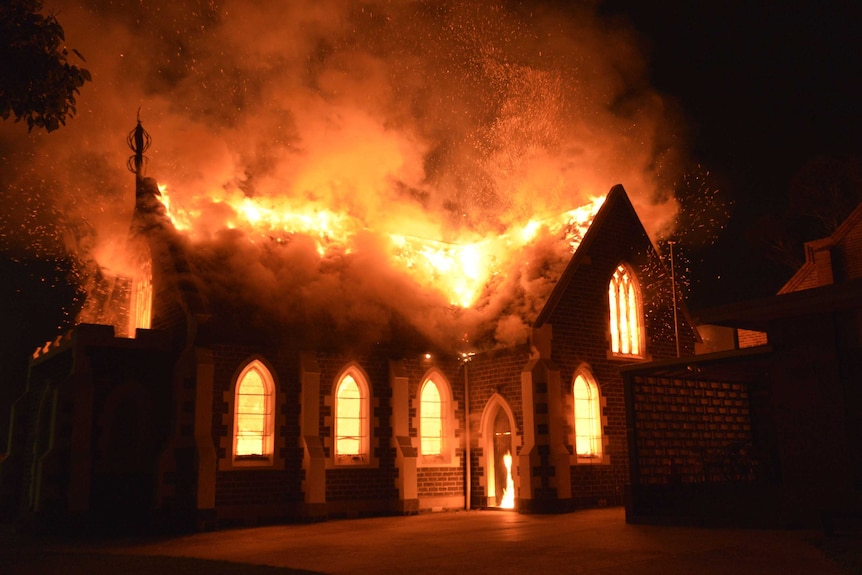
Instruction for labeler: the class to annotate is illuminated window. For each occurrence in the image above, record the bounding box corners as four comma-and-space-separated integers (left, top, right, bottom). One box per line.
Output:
335, 371, 370, 464
132, 261, 153, 331
608, 263, 643, 356
423, 380, 451, 459
417, 373, 457, 466
126, 258, 152, 338
420, 380, 443, 456
573, 371, 602, 459
233, 361, 275, 463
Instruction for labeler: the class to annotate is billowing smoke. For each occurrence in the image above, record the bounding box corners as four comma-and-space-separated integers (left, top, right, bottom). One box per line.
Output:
0, 0, 689, 351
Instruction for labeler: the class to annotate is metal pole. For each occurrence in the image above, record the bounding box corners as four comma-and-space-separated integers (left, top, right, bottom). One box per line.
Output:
463, 356, 471, 510
669, 241, 680, 357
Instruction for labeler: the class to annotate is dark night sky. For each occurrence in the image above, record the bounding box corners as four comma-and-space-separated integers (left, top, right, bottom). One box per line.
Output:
599, 0, 862, 306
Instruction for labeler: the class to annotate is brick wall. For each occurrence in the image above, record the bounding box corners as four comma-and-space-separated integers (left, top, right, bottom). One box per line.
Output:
417, 467, 463, 498
629, 375, 753, 485
738, 329, 768, 348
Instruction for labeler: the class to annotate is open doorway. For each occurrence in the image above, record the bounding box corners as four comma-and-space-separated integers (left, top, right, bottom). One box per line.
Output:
481, 395, 517, 509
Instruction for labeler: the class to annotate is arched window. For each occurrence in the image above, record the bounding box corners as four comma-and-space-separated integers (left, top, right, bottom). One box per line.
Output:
417, 373, 457, 466
335, 371, 370, 464
233, 360, 275, 463
131, 258, 152, 334
573, 371, 602, 459
420, 380, 443, 457
608, 263, 644, 356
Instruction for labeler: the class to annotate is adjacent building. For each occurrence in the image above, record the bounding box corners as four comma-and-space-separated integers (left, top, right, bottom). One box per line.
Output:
624, 200, 862, 528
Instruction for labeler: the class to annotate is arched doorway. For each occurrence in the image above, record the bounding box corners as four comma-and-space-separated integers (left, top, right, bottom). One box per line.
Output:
480, 395, 518, 509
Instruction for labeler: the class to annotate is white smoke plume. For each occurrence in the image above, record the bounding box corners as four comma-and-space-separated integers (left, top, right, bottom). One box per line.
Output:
0, 0, 688, 351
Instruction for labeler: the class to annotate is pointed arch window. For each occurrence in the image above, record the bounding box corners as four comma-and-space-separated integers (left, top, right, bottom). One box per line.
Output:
335, 371, 370, 464
233, 360, 275, 464
417, 373, 458, 466
420, 380, 443, 457
130, 258, 152, 335
609, 263, 644, 356
573, 371, 603, 460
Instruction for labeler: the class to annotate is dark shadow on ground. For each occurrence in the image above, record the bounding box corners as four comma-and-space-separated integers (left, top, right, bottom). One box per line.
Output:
0, 550, 324, 575
811, 535, 862, 575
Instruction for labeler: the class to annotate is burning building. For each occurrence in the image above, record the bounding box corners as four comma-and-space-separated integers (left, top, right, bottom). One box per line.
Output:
0, 117, 696, 531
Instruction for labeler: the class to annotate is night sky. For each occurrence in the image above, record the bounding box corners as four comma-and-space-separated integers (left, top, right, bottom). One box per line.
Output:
600, 0, 862, 305
1, 1, 860, 428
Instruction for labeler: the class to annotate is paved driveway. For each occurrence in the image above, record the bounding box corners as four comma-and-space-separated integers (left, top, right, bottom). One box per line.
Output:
2, 507, 858, 574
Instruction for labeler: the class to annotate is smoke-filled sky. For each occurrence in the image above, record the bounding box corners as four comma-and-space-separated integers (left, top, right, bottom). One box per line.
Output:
2, 0, 698, 351
6, 0, 683, 242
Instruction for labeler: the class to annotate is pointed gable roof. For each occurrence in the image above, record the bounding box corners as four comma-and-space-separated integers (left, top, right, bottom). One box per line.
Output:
779, 199, 862, 294
534, 184, 653, 327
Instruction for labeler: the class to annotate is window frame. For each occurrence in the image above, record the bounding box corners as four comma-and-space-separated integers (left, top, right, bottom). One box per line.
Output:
231, 359, 276, 467
130, 257, 152, 335
608, 262, 646, 359
569, 367, 608, 465
417, 372, 458, 467
333, 367, 372, 466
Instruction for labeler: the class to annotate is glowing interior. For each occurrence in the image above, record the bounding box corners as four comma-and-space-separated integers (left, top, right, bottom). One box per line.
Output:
235, 366, 272, 457
500, 451, 515, 509
609, 264, 641, 355
420, 381, 443, 456
128, 259, 152, 337
336, 374, 367, 459
573, 374, 602, 458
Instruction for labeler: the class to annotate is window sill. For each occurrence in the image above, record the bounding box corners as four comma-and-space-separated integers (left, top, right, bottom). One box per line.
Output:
220, 455, 279, 471
606, 350, 651, 362
331, 454, 379, 469
418, 455, 461, 468
569, 454, 610, 466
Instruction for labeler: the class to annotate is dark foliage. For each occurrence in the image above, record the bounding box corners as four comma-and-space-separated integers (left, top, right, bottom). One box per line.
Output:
750, 155, 862, 271
0, 0, 92, 132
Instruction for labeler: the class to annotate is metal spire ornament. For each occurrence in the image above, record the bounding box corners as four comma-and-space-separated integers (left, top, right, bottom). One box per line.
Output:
127, 107, 152, 193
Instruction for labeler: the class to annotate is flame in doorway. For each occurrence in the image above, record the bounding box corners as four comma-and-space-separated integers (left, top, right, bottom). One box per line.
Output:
500, 451, 515, 509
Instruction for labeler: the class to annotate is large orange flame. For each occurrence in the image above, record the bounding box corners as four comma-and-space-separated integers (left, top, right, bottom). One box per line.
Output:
157, 183, 604, 308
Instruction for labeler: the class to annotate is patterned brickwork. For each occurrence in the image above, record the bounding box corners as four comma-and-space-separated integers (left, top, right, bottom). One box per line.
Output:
738, 329, 767, 348
631, 375, 753, 485
417, 467, 464, 497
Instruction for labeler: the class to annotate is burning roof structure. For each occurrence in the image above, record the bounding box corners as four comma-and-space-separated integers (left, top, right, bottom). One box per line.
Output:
80, 165, 615, 353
